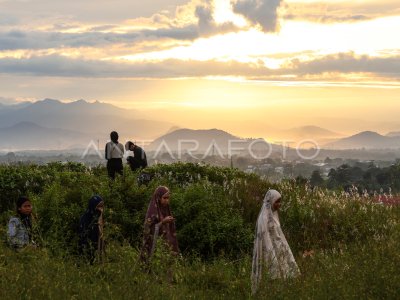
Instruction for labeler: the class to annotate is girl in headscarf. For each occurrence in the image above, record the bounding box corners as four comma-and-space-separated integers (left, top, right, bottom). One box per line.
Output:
7, 196, 34, 250
251, 189, 300, 294
78, 195, 105, 264
140, 186, 179, 265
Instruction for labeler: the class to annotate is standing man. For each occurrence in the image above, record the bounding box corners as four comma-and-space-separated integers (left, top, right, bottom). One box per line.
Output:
125, 141, 148, 171
105, 131, 124, 179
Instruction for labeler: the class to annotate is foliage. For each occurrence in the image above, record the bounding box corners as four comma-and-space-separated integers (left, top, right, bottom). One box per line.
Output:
322, 162, 400, 194
0, 162, 399, 298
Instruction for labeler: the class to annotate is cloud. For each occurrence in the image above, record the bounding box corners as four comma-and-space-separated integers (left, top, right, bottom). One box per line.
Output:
0, 54, 270, 78
282, 1, 400, 24
0, 0, 191, 24
231, 0, 282, 32
195, 2, 239, 36
0, 52, 399, 80
0, 2, 240, 52
0, 27, 202, 51
291, 53, 400, 78
0, 30, 143, 51
284, 13, 370, 23
0, 14, 18, 26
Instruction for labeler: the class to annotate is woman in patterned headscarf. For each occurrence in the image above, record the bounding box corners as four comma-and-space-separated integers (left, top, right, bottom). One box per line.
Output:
140, 186, 179, 265
7, 196, 34, 250
251, 189, 300, 294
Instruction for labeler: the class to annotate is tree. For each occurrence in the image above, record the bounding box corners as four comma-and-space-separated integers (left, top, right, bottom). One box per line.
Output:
310, 170, 324, 187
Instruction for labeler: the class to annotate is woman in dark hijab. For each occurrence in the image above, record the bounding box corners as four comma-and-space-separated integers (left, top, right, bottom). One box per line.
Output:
78, 195, 105, 264
7, 196, 34, 249
140, 186, 179, 265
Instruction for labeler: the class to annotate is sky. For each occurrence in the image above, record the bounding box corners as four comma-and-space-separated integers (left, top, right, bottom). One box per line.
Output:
0, 0, 399, 138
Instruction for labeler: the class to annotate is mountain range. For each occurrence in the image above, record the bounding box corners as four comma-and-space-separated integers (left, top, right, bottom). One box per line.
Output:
0, 99, 174, 150
0, 99, 399, 151
0, 122, 90, 150
325, 131, 400, 150
147, 128, 277, 154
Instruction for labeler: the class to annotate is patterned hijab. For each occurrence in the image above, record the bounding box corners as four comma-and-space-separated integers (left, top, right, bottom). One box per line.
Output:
251, 189, 300, 294
140, 186, 179, 263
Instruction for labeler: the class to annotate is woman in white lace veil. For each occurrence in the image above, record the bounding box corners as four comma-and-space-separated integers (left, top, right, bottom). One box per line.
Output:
251, 189, 300, 294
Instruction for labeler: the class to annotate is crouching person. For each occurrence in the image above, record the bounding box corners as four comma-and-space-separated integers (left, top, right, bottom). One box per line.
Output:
78, 196, 105, 264
7, 196, 35, 250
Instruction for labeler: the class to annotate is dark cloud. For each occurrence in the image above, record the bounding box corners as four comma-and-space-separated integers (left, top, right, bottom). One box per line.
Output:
0, 26, 202, 52
0, 54, 270, 78
284, 14, 370, 23
0, 6, 239, 52
195, 3, 239, 36
0, 30, 142, 50
232, 0, 282, 32
292, 53, 400, 78
141, 26, 199, 41
0, 53, 399, 80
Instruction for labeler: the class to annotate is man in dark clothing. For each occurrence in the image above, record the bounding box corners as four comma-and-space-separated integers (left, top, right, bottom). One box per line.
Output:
125, 141, 148, 171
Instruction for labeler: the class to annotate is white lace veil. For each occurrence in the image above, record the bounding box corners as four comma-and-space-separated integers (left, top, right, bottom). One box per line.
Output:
251, 189, 300, 294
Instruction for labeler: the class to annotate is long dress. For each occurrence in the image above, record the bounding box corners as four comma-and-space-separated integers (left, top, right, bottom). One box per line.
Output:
251, 189, 300, 294
140, 186, 179, 264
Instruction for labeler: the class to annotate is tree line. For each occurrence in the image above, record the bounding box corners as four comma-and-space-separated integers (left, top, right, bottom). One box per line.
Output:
309, 162, 400, 194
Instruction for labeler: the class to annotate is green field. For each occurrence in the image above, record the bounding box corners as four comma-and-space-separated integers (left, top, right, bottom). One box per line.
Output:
1, 162, 399, 299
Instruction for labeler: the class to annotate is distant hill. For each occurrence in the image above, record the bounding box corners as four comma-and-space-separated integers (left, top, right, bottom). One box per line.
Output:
0, 122, 92, 150
386, 131, 400, 137
0, 101, 31, 110
282, 126, 342, 139
0, 99, 175, 149
325, 131, 400, 149
148, 128, 276, 155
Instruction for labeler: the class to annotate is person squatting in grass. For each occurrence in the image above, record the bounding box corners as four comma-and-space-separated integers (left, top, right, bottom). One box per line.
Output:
78, 195, 105, 264
140, 186, 179, 275
105, 131, 124, 180
125, 141, 148, 172
7, 196, 36, 250
251, 189, 300, 294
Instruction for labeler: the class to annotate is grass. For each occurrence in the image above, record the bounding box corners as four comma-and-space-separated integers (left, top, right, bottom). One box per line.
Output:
1, 232, 399, 299
1, 162, 399, 299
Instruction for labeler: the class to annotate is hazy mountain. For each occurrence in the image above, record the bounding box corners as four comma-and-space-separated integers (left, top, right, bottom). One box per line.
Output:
0, 101, 31, 110
264, 125, 344, 148
325, 131, 400, 149
148, 128, 276, 155
282, 126, 342, 139
0, 99, 174, 143
0, 122, 92, 150
386, 131, 400, 137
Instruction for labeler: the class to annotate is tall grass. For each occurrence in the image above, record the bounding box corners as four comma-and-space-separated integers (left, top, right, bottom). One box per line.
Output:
1, 162, 399, 299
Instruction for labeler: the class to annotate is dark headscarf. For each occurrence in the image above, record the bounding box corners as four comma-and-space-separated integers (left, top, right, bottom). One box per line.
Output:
140, 186, 179, 262
78, 195, 104, 263
78, 196, 103, 240
80, 195, 103, 225
110, 131, 119, 143
16, 196, 32, 232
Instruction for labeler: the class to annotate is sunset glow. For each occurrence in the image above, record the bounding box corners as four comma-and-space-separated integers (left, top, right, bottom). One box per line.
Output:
0, 0, 399, 138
